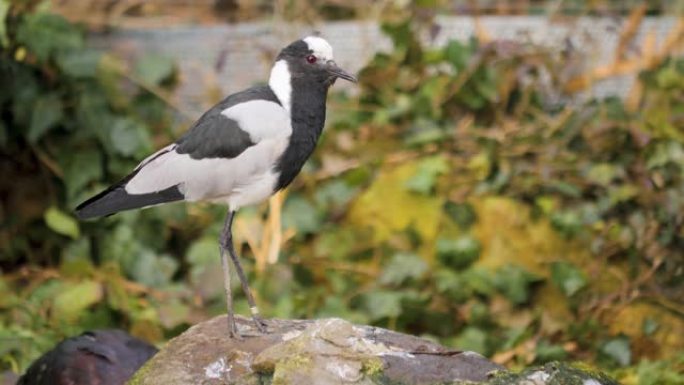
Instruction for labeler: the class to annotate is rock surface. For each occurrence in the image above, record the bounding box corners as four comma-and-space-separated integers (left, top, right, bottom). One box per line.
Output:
130, 316, 620, 385
129, 315, 503, 384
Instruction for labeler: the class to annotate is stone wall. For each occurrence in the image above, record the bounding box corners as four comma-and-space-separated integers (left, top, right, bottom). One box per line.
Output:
90, 16, 680, 117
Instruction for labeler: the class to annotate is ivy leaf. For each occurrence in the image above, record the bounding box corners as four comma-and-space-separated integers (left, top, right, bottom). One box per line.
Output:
109, 118, 148, 156
16, 12, 83, 62
535, 339, 568, 362
404, 155, 448, 194
550, 261, 587, 297
436, 236, 481, 270
63, 149, 102, 200
0, 0, 9, 47
587, 163, 621, 186
283, 195, 322, 236
601, 336, 631, 367
135, 53, 175, 85
642, 318, 659, 336
186, 237, 223, 300
362, 291, 403, 321
314, 180, 357, 211
29, 94, 63, 143
379, 253, 428, 286
494, 264, 541, 305
52, 280, 103, 322
445, 39, 471, 71
434, 269, 470, 303
129, 251, 178, 288
550, 210, 582, 237
57, 50, 102, 78
443, 201, 477, 229
455, 327, 488, 355
44, 206, 80, 239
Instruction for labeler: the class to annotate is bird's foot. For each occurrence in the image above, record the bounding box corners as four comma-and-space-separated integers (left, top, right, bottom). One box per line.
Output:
225, 314, 242, 340
250, 313, 268, 334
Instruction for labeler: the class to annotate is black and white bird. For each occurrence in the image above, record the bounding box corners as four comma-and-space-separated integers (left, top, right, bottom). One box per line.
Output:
75, 36, 357, 337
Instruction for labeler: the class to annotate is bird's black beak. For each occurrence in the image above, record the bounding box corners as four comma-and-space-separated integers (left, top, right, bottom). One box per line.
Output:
325, 61, 357, 83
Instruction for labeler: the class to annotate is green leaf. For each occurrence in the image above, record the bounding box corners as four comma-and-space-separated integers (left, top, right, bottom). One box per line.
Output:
314, 180, 357, 210
646, 141, 684, 169
434, 269, 471, 303
283, 195, 322, 235
404, 155, 448, 194
134, 53, 175, 85
129, 251, 178, 288
63, 149, 102, 199
462, 267, 496, 296
16, 12, 83, 61
587, 163, 621, 186
550, 261, 587, 297
550, 210, 582, 237
186, 236, 223, 300
0, 0, 9, 47
444, 39, 471, 70
52, 280, 103, 322
535, 339, 568, 362
642, 318, 659, 336
158, 301, 190, 329
362, 291, 403, 321
29, 94, 63, 143
601, 336, 631, 367
57, 50, 102, 78
109, 118, 148, 156
44, 206, 80, 239
494, 264, 541, 305
379, 252, 428, 286
443, 201, 477, 229
436, 236, 481, 270
455, 327, 488, 355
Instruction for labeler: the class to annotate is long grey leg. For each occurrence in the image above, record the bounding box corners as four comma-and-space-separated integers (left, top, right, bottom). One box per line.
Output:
219, 215, 239, 338
223, 211, 267, 333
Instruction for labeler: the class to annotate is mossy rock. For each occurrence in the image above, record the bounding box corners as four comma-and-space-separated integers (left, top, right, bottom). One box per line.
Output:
129, 315, 501, 384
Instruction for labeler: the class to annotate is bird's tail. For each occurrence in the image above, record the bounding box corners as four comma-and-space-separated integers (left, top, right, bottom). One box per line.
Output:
75, 181, 184, 219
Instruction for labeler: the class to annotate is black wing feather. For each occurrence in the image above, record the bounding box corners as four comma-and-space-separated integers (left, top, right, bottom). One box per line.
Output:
75, 85, 282, 219
176, 85, 280, 159
75, 147, 183, 219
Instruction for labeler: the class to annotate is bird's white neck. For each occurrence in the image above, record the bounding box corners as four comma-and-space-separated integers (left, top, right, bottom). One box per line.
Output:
269, 60, 292, 113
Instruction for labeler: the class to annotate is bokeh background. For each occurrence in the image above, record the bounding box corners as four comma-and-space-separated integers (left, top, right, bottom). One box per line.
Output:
1, 1, 683, 383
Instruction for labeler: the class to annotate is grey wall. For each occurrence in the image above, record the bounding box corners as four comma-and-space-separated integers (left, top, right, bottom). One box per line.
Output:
90, 16, 680, 117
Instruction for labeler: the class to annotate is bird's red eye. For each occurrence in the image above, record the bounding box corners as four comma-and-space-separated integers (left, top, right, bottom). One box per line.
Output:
306, 55, 317, 64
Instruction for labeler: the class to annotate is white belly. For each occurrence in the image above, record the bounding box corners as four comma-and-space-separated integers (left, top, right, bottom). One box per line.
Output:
126, 137, 288, 211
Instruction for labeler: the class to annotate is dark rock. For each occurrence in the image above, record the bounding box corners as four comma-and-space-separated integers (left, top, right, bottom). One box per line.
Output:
17, 329, 157, 385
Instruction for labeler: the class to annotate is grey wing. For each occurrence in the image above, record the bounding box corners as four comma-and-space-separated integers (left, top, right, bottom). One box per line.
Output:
124, 99, 291, 200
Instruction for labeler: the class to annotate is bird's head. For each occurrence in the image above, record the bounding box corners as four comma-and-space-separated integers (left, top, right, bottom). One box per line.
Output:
273, 36, 357, 88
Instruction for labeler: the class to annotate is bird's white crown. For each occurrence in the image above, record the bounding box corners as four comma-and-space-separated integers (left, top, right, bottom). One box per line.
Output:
303, 36, 334, 61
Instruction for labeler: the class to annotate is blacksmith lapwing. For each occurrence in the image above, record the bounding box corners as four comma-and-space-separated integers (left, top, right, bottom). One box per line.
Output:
75, 36, 357, 337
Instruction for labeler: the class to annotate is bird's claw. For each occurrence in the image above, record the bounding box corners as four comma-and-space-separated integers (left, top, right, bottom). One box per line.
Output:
251, 315, 268, 334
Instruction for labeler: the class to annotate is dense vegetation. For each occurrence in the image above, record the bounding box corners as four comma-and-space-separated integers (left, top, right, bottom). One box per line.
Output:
1, 2, 682, 383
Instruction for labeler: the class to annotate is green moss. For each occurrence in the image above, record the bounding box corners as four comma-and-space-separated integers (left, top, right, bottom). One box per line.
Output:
486, 362, 619, 385
362, 356, 385, 377
127, 359, 155, 385
271, 354, 313, 385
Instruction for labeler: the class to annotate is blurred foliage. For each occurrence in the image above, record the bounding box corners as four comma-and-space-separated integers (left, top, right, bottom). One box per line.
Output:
1, 2, 683, 384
